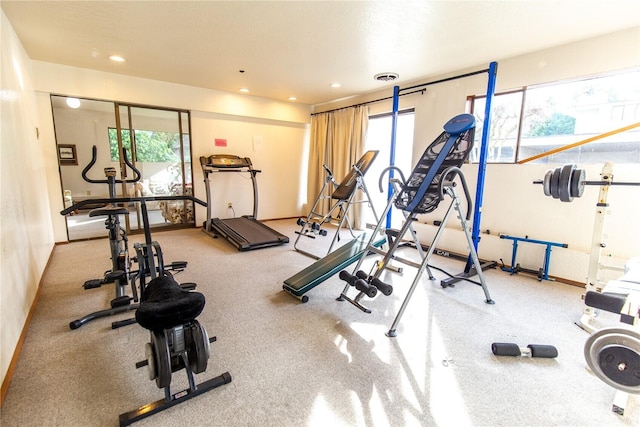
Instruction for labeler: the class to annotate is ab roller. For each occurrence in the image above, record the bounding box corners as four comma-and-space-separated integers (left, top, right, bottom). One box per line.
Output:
492, 342, 558, 359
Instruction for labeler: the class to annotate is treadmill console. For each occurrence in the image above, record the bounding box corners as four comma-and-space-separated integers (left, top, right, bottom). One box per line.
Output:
200, 155, 252, 169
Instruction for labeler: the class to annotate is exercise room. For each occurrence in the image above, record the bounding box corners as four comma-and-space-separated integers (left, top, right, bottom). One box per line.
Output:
2, 2, 640, 426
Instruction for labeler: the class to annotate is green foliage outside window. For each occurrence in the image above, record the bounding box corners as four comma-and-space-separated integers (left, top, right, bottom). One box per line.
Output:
108, 128, 180, 162
527, 112, 576, 137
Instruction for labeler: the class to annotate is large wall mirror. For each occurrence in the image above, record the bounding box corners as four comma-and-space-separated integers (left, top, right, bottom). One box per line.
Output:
51, 95, 194, 241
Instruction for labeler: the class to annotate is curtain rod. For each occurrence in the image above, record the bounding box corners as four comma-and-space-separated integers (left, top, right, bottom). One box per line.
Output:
311, 67, 489, 116
311, 88, 425, 116
400, 68, 490, 92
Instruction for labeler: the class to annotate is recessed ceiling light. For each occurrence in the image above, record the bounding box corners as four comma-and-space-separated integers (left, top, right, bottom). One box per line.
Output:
66, 97, 81, 109
374, 72, 399, 82
330, 83, 341, 88
240, 88, 250, 93
288, 96, 297, 101
109, 55, 126, 62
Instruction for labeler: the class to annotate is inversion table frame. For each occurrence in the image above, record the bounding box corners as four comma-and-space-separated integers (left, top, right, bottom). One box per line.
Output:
294, 150, 380, 259
338, 114, 495, 337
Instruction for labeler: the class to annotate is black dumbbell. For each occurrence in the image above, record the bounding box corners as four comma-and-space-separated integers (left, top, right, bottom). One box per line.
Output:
491, 342, 558, 358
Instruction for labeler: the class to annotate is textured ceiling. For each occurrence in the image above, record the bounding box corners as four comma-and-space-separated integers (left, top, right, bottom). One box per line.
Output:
3, 1, 639, 105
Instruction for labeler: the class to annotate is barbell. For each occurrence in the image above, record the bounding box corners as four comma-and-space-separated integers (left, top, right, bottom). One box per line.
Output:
534, 163, 640, 202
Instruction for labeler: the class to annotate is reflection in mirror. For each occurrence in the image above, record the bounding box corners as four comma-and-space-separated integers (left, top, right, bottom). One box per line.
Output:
51, 95, 194, 241
53, 96, 120, 240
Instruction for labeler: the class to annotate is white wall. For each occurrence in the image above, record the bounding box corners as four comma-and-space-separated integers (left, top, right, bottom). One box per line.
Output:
31, 62, 312, 241
191, 111, 309, 220
316, 27, 640, 284
0, 10, 55, 388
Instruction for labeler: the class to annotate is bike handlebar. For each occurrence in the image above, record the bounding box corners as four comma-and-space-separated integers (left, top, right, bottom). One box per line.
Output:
81, 145, 142, 184
60, 195, 207, 216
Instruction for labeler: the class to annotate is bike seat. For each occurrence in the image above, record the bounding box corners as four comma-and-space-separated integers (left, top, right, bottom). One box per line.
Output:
136, 275, 205, 331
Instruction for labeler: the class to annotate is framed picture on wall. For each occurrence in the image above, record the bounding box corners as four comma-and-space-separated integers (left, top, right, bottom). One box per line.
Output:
57, 144, 77, 165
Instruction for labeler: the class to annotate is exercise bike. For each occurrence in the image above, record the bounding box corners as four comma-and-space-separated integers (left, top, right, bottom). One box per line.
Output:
60, 146, 189, 330
61, 146, 144, 329
62, 148, 231, 423
120, 274, 232, 426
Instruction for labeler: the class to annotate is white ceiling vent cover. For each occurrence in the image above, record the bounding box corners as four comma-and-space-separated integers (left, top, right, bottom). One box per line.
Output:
374, 72, 399, 82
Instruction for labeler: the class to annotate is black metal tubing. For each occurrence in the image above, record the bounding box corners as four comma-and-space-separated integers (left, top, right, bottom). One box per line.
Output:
61, 195, 206, 216
399, 68, 490, 93
119, 372, 232, 426
311, 67, 490, 116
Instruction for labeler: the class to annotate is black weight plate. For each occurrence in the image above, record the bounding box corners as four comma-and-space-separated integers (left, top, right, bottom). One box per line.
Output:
598, 344, 640, 387
188, 320, 210, 374
550, 167, 561, 199
558, 164, 575, 202
570, 167, 585, 198
584, 327, 640, 393
152, 330, 172, 389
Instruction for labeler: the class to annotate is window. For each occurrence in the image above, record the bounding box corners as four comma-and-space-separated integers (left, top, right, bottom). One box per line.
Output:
469, 68, 640, 164
108, 128, 181, 163
364, 110, 415, 228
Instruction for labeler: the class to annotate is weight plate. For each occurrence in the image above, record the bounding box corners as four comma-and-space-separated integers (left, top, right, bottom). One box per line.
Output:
543, 170, 553, 197
145, 342, 156, 381
584, 327, 640, 394
188, 320, 210, 374
570, 167, 585, 199
558, 164, 575, 202
152, 330, 172, 389
598, 344, 640, 388
550, 167, 561, 199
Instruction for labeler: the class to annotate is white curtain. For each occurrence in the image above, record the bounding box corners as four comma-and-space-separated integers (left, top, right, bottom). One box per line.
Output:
307, 105, 369, 229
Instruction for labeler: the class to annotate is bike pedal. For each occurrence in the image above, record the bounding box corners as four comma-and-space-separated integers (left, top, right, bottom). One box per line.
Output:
169, 261, 188, 270
180, 282, 197, 290
104, 270, 126, 282
83, 279, 102, 289
111, 295, 132, 308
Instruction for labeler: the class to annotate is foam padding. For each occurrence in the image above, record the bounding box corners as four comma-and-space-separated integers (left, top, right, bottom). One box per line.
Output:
136, 275, 205, 331
284, 234, 385, 297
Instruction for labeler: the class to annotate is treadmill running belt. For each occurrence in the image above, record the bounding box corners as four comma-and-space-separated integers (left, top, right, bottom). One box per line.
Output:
210, 216, 289, 251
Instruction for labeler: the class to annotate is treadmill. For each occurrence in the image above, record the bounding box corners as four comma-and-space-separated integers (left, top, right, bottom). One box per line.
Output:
200, 154, 289, 251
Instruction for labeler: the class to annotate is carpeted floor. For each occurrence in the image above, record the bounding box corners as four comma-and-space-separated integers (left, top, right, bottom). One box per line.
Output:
2, 219, 638, 426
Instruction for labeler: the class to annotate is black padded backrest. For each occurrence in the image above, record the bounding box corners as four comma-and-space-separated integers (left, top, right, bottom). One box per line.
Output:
331, 150, 379, 201
394, 127, 474, 214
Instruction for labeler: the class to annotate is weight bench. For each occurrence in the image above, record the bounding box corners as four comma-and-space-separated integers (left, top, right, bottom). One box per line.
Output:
337, 114, 494, 337
283, 233, 386, 302
120, 275, 231, 426
294, 150, 380, 259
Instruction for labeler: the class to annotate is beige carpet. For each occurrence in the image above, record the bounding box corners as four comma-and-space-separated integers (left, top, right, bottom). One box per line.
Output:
2, 219, 638, 426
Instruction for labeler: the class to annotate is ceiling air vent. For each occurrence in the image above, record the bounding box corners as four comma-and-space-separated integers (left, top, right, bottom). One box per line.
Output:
374, 72, 399, 82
